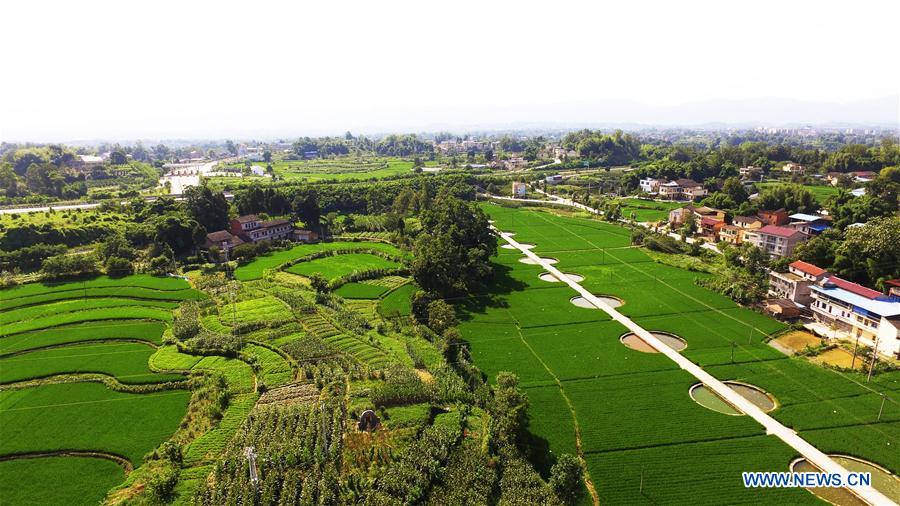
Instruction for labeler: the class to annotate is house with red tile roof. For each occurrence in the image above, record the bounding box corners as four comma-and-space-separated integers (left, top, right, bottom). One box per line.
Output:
767, 260, 829, 305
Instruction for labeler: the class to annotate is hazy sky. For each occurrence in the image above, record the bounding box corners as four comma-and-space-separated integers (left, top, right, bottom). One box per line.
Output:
1, 0, 898, 141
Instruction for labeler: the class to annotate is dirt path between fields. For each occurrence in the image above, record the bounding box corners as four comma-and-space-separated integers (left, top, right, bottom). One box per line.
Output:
0, 450, 133, 472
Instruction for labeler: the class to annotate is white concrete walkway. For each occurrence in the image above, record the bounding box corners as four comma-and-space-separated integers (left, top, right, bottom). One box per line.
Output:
494, 226, 895, 506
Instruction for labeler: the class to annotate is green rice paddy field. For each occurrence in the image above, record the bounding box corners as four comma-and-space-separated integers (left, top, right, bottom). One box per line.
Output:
0, 275, 199, 503
233, 241, 402, 281
460, 203, 899, 504
285, 253, 400, 281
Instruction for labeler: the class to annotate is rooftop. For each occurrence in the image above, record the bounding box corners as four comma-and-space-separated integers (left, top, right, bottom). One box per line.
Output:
234, 215, 259, 223
812, 283, 900, 318
790, 260, 827, 277
824, 276, 883, 300
733, 215, 762, 225
789, 213, 826, 222
758, 225, 805, 239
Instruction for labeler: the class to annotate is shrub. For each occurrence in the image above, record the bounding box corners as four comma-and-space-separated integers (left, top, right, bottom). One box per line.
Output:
41, 253, 100, 280
105, 256, 134, 277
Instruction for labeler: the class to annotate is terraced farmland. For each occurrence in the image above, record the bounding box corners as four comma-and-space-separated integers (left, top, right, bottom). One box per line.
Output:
457, 203, 900, 504
285, 252, 401, 281
0, 275, 200, 504
233, 241, 402, 281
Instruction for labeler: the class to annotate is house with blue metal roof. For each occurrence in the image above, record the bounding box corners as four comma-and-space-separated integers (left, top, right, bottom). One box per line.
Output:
810, 275, 900, 358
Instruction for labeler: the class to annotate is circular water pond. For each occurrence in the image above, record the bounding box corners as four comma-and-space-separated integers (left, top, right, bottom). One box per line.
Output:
689, 381, 776, 415
791, 455, 900, 505
519, 256, 558, 265
539, 272, 585, 283
620, 331, 687, 353
501, 243, 536, 250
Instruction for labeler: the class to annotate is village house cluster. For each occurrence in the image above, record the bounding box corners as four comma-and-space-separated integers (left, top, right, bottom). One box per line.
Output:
667, 205, 834, 259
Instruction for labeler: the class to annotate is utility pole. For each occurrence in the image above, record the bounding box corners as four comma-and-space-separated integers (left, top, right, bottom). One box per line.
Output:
877, 393, 886, 421
850, 333, 861, 369
731, 342, 736, 363
867, 335, 879, 383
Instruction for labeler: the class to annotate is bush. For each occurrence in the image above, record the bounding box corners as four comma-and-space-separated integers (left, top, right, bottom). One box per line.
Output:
105, 256, 134, 277
41, 253, 100, 280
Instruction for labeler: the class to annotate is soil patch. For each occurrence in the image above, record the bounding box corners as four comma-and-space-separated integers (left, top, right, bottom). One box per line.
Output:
811, 348, 866, 370
620, 331, 687, 353
772, 331, 822, 354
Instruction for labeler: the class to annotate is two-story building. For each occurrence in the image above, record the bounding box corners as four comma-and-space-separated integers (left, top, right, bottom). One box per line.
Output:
810, 277, 900, 358
658, 179, 707, 201
230, 215, 294, 243
744, 225, 807, 258
768, 260, 829, 305
639, 177, 661, 194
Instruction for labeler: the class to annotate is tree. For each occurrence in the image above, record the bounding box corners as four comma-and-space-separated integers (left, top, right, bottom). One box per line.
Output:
426, 299, 457, 335
0, 164, 19, 197
549, 454, 583, 505
410, 193, 497, 296
262, 150, 272, 163
183, 185, 230, 231
832, 216, 900, 290
309, 273, 329, 293
490, 372, 528, 447
721, 176, 748, 204
109, 150, 128, 165
755, 185, 818, 214
225, 140, 238, 156
291, 191, 320, 231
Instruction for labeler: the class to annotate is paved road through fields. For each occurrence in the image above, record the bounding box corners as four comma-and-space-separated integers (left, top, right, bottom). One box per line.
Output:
493, 225, 896, 506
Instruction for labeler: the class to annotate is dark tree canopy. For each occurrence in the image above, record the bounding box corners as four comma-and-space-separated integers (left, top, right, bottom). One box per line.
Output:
410, 192, 496, 296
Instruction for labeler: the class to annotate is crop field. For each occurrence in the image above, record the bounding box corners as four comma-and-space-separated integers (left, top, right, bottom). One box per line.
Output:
233, 241, 402, 281
0, 456, 126, 506
0, 320, 166, 355
458, 203, 900, 503
0, 341, 185, 384
0, 382, 189, 464
225, 295, 293, 326
285, 252, 401, 281
335, 282, 390, 299
244, 343, 293, 387
616, 198, 683, 222
0, 275, 199, 503
378, 284, 417, 317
